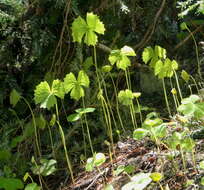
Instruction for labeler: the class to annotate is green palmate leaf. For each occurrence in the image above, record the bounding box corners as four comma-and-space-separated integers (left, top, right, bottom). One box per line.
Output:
151, 124, 167, 138
155, 45, 166, 59
181, 70, 190, 82
0, 177, 24, 190
78, 70, 90, 87
86, 12, 105, 34
71, 12, 105, 46
64, 71, 89, 100
83, 56, 93, 71
10, 89, 21, 107
121, 46, 136, 56
142, 47, 154, 64
178, 95, 204, 119
71, 16, 87, 43
64, 73, 77, 93
109, 46, 136, 70
24, 183, 41, 190
118, 89, 134, 106
52, 79, 65, 99
154, 60, 163, 76
104, 184, 114, 190
34, 80, 65, 110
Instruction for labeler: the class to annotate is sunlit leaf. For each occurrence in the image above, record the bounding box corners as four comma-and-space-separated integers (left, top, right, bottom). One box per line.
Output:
118, 89, 134, 105
133, 128, 149, 140
181, 70, 190, 82
142, 47, 154, 64
71, 12, 105, 46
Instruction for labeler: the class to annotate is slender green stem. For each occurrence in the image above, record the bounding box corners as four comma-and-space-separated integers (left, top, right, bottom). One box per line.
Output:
93, 46, 101, 89
162, 78, 171, 116
136, 98, 143, 124
82, 97, 94, 155
48, 125, 56, 160
57, 121, 74, 183
22, 97, 41, 158
186, 26, 202, 80
109, 74, 125, 132
55, 103, 74, 183
190, 75, 199, 93
180, 148, 187, 174
174, 70, 183, 100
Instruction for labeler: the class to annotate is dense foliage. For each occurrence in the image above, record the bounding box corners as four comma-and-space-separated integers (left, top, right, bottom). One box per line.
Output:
0, 0, 204, 189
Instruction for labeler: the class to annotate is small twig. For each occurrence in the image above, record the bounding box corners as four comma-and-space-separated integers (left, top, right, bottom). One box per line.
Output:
84, 168, 109, 190
134, 0, 166, 51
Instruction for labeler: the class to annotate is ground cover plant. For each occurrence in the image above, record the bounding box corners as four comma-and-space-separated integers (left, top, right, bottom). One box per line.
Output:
0, 0, 204, 189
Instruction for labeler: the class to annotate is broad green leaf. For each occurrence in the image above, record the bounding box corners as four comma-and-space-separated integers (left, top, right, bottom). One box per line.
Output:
84, 30, 98, 46
10, 89, 21, 107
76, 107, 95, 114
102, 65, 113, 73
52, 79, 65, 99
154, 60, 163, 76
163, 58, 173, 77
70, 85, 84, 100
109, 46, 135, 70
0, 177, 24, 190
122, 173, 152, 190
31, 159, 57, 176
64, 73, 77, 93
180, 22, 188, 30
94, 152, 106, 166
142, 47, 154, 64
71, 12, 105, 46
181, 70, 190, 82
150, 172, 163, 182
118, 89, 134, 105
151, 124, 167, 138
143, 118, 163, 128
71, 16, 87, 43
85, 157, 94, 172
64, 71, 89, 100
10, 136, 24, 148
171, 60, 178, 70
78, 70, 90, 87
67, 113, 81, 122
155, 46, 166, 59
124, 165, 135, 174
86, 12, 105, 34
25, 183, 41, 190
34, 81, 56, 110
133, 128, 149, 140
178, 95, 204, 119
121, 46, 136, 56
